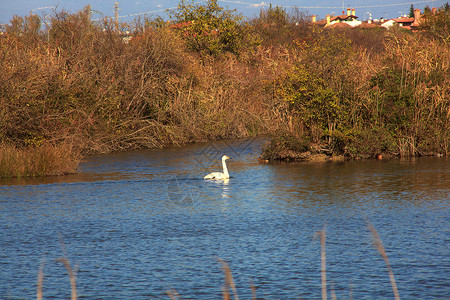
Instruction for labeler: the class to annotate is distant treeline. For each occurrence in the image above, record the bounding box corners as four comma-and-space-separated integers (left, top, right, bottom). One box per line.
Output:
0, 0, 449, 177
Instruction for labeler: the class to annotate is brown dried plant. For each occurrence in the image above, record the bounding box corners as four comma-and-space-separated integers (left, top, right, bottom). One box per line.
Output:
367, 221, 400, 300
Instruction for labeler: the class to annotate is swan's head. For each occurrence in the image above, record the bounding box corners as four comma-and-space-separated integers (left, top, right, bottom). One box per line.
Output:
222, 155, 231, 160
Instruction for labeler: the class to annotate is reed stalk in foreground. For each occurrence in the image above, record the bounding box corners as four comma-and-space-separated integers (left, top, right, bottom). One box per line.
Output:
315, 224, 328, 300
218, 258, 239, 300
167, 259, 253, 300
56, 257, 77, 300
57, 236, 78, 300
250, 281, 257, 300
37, 261, 44, 300
367, 222, 400, 300
33, 225, 401, 300
36, 256, 77, 300
166, 288, 181, 300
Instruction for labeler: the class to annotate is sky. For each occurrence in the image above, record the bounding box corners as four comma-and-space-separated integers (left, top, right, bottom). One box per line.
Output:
0, 0, 446, 25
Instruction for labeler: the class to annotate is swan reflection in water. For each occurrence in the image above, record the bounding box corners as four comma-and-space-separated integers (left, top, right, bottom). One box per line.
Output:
221, 178, 230, 199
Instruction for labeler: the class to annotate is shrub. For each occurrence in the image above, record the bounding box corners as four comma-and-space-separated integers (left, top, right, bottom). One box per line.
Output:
419, 3, 450, 44
249, 5, 311, 49
272, 65, 342, 142
168, 0, 255, 56
261, 130, 311, 160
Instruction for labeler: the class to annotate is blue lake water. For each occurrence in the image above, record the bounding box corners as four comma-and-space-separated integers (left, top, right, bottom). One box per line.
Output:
1, 139, 449, 299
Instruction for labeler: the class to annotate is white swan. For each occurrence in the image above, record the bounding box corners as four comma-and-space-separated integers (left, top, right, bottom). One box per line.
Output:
204, 155, 231, 180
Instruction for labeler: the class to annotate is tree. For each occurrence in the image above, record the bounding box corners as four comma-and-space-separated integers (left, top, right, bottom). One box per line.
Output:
444, 2, 450, 11
168, 0, 253, 56
409, 4, 415, 17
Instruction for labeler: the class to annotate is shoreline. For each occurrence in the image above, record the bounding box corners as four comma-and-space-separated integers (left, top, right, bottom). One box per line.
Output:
1, 4, 449, 178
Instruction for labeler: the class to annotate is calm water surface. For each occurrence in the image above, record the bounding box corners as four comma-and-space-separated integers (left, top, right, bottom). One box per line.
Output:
1, 139, 449, 299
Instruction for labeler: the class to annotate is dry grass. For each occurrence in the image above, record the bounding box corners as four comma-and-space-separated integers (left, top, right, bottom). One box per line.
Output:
30, 222, 401, 299
37, 262, 44, 300
0, 142, 80, 178
159, 222, 399, 300
367, 221, 400, 300
218, 258, 239, 300
56, 257, 77, 300
320, 225, 327, 300
36, 242, 78, 300
166, 289, 181, 300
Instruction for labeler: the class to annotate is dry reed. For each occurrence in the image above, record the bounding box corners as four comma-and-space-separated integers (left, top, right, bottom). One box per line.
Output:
35, 245, 77, 300
0, 142, 80, 178
367, 221, 400, 300
250, 281, 257, 300
218, 258, 239, 300
56, 236, 78, 300
32, 226, 405, 300
166, 289, 181, 300
314, 224, 328, 300
56, 257, 77, 300
37, 261, 44, 300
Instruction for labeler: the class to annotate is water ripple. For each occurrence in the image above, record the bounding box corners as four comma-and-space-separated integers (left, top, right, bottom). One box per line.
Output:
0, 142, 449, 299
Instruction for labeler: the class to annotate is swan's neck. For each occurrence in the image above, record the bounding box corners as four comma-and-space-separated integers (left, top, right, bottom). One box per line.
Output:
222, 158, 229, 178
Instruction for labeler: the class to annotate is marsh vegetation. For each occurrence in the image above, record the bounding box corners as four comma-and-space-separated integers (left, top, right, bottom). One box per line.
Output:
1, 1, 449, 177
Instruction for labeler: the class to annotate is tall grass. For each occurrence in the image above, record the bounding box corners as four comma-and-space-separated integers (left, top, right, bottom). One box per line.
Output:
319, 225, 327, 300
37, 243, 78, 300
32, 223, 400, 299
56, 257, 77, 300
0, 143, 79, 178
368, 222, 400, 300
211, 223, 399, 300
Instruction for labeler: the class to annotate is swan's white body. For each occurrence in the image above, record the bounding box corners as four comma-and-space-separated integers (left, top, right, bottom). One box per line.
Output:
204, 155, 231, 180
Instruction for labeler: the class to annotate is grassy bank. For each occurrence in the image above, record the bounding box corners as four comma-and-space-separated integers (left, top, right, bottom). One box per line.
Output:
1, 1, 449, 177
0, 143, 79, 177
